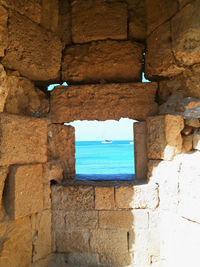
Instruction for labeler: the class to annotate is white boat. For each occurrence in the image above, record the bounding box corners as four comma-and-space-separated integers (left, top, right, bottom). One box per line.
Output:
101, 140, 112, 143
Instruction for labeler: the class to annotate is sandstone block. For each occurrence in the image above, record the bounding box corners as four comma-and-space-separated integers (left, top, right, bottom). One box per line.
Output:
115, 184, 159, 209
0, 0, 41, 23
0, 217, 32, 267
183, 134, 193, 152
4, 164, 43, 219
31, 210, 51, 262
0, 167, 8, 212
193, 130, 200, 151
5, 74, 49, 116
72, 0, 127, 43
41, 0, 59, 33
52, 210, 65, 233
66, 252, 100, 267
56, 230, 90, 253
51, 185, 94, 211
43, 160, 63, 184
62, 40, 144, 84
0, 5, 8, 57
185, 118, 200, 128
2, 11, 62, 82
65, 211, 98, 230
43, 182, 51, 210
90, 229, 132, 266
134, 121, 147, 180
57, 0, 71, 46
147, 115, 184, 160
172, 2, 200, 66
0, 64, 8, 112
95, 186, 114, 210
0, 113, 47, 165
146, 22, 184, 79
50, 83, 158, 123
48, 124, 75, 179
146, 0, 178, 34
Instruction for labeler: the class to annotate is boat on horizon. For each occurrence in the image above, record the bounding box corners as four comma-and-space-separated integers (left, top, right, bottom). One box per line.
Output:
101, 140, 112, 143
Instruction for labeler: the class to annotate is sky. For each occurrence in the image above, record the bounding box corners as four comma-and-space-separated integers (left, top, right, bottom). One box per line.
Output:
48, 73, 150, 141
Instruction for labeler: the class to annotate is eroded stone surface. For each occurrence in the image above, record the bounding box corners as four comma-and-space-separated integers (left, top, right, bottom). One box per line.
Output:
41, 0, 59, 33
72, 0, 127, 43
0, 5, 8, 57
65, 211, 98, 230
183, 134, 193, 152
62, 40, 144, 83
0, 64, 8, 112
50, 83, 158, 123
43, 160, 63, 183
193, 130, 200, 150
57, 0, 71, 46
2, 11, 62, 82
95, 187, 114, 210
4, 164, 43, 219
0, 113, 47, 165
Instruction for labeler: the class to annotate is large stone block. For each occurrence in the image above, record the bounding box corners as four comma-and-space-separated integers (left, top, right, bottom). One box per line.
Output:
41, 0, 59, 33
0, 64, 9, 112
5, 73, 49, 116
147, 115, 184, 160
57, 0, 71, 46
0, 0, 41, 23
172, 2, 200, 66
146, 22, 184, 79
90, 229, 132, 266
146, 0, 178, 35
65, 252, 100, 267
43, 160, 63, 184
65, 211, 98, 230
95, 186, 114, 210
2, 11, 62, 82
0, 113, 47, 165
50, 83, 158, 123
4, 164, 43, 219
47, 124, 75, 179
62, 40, 144, 83
72, 0, 127, 43
31, 210, 52, 262
0, 5, 8, 57
51, 185, 94, 211
0, 217, 32, 267
99, 211, 134, 229
115, 184, 159, 209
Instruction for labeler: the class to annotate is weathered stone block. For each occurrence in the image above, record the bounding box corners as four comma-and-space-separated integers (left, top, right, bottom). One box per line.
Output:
0, 217, 32, 267
4, 164, 43, 219
57, 0, 71, 45
134, 121, 147, 180
146, 0, 178, 34
0, 167, 8, 215
185, 118, 200, 128
99, 211, 133, 229
48, 124, 75, 179
183, 134, 193, 152
50, 83, 158, 123
115, 184, 159, 209
62, 40, 144, 83
0, 64, 8, 112
56, 230, 90, 253
43, 160, 63, 184
0, 0, 41, 23
72, 0, 127, 43
41, 0, 59, 33
193, 130, 200, 151
5, 74, 49, 116
65, 211, 98, 230
2, 11, 62, 82
43, 182, 51, 210
95, 186, 114, 210
147, 115, 184, 160
32, 210, 51, 262
0, 5, 8, 57
0, 113, 47, 165
90, 229, 132, 266
65, 252, 100, 267
51, 185, 94, 211
172, 2, 200, 66
146, 22, 184, 79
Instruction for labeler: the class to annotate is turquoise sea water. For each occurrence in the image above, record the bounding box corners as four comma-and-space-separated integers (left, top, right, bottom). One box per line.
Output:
75, 140, 135, 180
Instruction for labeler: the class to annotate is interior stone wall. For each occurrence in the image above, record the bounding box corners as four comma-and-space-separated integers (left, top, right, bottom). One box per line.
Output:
0, 0, 199, 266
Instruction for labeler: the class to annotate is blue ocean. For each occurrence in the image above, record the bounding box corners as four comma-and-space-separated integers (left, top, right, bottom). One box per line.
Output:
75, 140, 135, 180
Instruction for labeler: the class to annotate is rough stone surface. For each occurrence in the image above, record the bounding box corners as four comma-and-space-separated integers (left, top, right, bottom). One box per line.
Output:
41, 0, 59, 33
62, 40, 144, 84
147, 115, 184, 160
2, 11, 62, 82
0, 167, 8, 209
185, 118, 200, 128
47, 124, 75, 179
4, 164, 43, 219
193, 130, 200, 150
65, 211, 98, 230
0, 64, 8, 112
50, 83, 158, 123
5, 74, 49, 116
0, 0, 41, 23
146, 22, 184, 79
43, 160, 63, 183
0, 217, 32, 267
90, 229, 131, 266
72, 0, 127, 43
0, 113, 47, 165
0, 5, 8, 57
99, 211, 134, 229
115, 184, 159, 209
51, 185, 94, 211
183, 134, 193, 152
183, 64, 200, 98
172, 2, 200, 66
95, 187, 114, 210
32, 210, 52, 262
57, 0, 71, 46
65, 252, 100, 267
146, 0, 178, 35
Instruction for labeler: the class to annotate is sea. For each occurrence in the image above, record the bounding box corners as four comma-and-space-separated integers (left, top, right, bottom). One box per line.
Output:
75, 140, 135, 180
